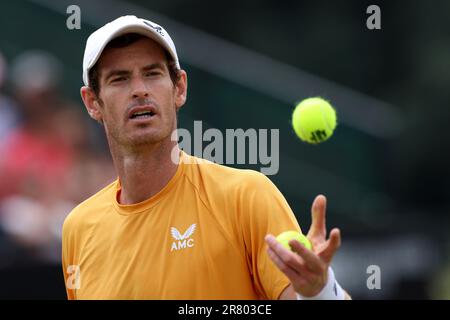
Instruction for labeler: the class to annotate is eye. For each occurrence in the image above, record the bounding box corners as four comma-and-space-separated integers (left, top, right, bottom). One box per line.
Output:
145, 71, 162, 77
111, 76, 127, 83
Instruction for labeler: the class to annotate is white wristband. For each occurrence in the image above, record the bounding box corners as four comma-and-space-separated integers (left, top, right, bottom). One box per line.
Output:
296, 267, 345, 300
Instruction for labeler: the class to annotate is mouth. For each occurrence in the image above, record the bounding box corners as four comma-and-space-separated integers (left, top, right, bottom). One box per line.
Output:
130, 110, 155, 119
128, 105, 157, 120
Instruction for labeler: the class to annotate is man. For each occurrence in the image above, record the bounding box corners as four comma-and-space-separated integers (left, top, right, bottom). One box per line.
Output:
62, 15, 350, 300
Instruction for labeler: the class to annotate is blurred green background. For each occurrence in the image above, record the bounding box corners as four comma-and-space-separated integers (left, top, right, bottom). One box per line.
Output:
0, 0, 449, 299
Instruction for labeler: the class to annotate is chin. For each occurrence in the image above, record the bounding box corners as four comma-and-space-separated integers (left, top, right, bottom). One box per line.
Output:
128, 130, 170, 146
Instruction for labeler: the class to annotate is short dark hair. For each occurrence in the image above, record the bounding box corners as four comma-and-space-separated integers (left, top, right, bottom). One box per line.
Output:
88, 33, 181, 96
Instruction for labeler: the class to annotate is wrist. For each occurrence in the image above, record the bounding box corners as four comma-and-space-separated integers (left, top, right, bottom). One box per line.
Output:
296, 266, 345, 300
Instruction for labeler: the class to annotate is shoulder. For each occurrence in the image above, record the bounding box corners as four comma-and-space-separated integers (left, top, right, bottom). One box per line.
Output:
62, 180, 117, 237
181, 153, 287, 219
182, 152, 276, 194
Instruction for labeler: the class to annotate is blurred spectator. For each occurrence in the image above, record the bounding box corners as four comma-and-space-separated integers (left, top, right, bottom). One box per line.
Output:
0, 51, 19, 145
0, 51, 76, 200
0, 50, 115, 264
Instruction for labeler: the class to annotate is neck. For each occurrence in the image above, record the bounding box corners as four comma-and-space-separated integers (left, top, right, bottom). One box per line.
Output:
111, 139, 180, 205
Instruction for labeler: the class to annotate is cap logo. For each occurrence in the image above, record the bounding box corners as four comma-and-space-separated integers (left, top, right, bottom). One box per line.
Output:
142, 20, 164, 36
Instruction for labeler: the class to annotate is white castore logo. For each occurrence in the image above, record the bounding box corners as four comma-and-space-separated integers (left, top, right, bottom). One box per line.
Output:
170, 223, 196, 252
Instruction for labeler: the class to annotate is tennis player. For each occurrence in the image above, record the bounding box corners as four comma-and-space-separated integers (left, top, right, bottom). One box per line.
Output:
62, 15, 350, 300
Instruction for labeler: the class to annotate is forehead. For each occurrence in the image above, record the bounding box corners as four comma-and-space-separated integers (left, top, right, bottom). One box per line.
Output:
97, 37, 167, 73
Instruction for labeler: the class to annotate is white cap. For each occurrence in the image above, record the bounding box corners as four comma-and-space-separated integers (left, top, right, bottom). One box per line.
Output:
82, 15, 180, 86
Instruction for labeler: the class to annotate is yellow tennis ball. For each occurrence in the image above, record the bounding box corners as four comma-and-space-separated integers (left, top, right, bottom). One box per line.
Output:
276, 231, 312, 251
292, 97, 337, 144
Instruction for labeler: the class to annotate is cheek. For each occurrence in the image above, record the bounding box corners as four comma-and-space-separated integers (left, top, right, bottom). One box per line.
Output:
155, 84, 176, 114
99, 90, 126, 122
162, 93, 178, 123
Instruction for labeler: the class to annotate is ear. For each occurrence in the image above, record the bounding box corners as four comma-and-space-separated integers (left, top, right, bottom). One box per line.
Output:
80, 86, 103, 122
174, 70, 188, 111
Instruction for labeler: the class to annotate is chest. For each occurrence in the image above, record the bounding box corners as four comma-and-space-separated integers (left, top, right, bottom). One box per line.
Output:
75, 201, 250, 298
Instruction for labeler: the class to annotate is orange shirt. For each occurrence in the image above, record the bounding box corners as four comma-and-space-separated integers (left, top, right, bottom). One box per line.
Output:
62, 151, 302, 299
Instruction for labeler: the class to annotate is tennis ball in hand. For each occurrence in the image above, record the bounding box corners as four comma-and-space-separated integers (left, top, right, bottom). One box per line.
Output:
292, 97, 337, 144
276, 231, 312, 251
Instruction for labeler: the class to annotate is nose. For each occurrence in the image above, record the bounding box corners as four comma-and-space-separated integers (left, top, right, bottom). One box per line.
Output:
130, 76, 149, 99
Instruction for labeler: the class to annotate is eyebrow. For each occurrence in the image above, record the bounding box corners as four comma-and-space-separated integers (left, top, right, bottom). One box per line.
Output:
103, 63, 166, 83
142, 62, 166, 72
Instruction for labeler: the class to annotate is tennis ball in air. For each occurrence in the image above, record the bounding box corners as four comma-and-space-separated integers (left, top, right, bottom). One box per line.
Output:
276, 231, 312, 251
292, 97, 337, 144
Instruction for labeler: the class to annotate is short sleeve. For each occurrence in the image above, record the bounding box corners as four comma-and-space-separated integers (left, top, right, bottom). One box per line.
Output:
238, 171, 303, 300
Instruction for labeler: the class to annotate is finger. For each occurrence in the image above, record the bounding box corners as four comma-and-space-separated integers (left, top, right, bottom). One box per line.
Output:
267, 247, 314, 290
265, 234, 295, 256
307, 195, 327, 240
318, 228, 341, 264
265, 235, 306, 272
265, 234, 281, 252
289, 239, 325, 274
267, 247, 299, 280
